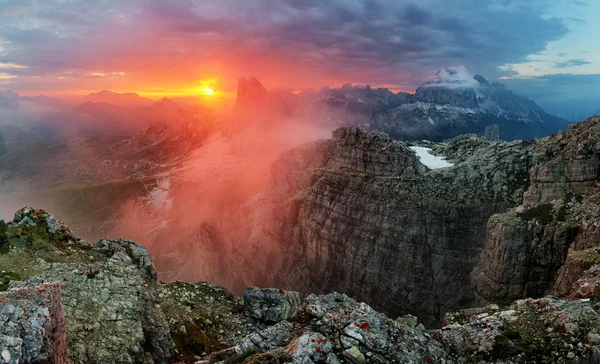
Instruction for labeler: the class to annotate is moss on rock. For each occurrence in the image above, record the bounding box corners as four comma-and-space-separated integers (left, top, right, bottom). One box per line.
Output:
0, 271, 21, 291
171, 322, 223, 358
2, 207, 79, 254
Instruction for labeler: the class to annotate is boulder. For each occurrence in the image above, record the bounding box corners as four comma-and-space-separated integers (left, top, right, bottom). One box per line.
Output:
18, 249, 174, 363
0, 283, 68, 363
92, 238, 157, 280
243, 287, 301, 323
342, 346, 365, 364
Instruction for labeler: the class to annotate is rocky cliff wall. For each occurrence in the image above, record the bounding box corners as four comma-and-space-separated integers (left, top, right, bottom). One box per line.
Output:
207, 117, 600, 327
473, 117, 600, 305
207, 126, 535, 326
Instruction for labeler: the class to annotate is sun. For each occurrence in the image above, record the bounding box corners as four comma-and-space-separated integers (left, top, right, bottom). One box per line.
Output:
194, 78, 218, 97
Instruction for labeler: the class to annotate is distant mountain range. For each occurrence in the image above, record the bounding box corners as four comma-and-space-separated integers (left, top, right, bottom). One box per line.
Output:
0, 90, 187, 142
81, 90, 155, 108
236, 66, 570, 141
0, 67, 572, 143
31, 98, 183, 141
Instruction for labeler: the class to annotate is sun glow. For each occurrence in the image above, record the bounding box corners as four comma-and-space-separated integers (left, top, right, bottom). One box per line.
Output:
195, 78, 218, 97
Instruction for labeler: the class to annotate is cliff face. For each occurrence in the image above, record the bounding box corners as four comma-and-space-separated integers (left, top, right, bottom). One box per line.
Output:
200, 117, 600, 328
207, 127, 534, 326
272, 132, 532, 326
473, 117, 600, 305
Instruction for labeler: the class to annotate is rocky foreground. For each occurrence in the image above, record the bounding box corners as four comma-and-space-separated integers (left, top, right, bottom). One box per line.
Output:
1, 203, 600, 363
2, 116, 600, 363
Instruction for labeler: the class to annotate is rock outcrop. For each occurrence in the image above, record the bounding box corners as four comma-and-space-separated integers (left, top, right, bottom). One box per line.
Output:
214, 285, 600, 363
3, 204, 600, 363
243, 287, 301, 323
436, 296, 600, 363
0, 283, 67, 363
223, 292, 449, 363
0, 208, 175, 363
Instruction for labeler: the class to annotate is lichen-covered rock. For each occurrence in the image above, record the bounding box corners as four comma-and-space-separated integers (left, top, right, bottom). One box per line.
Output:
223, 292, 450, 363
237, 320, 300, 353
93, 238, 157, 280
16, 246, 174, 363
342, 346, 365, 364
553, 248, 600, 299
156, 280, 255, 359
303, 292, 448, 363
286, 332, 340, 364
0, 211, 176, 364
2, 207, 79, 252
0, 283, 67, 363
436, 297, 600, 363
243, 287, 301, 323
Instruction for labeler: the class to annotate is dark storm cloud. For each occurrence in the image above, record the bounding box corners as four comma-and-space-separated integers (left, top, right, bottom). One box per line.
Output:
554, 59, 592, 68
0, 0, 578, 89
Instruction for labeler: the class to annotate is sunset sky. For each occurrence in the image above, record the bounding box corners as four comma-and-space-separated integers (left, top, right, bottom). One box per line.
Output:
0, 0, 598, 102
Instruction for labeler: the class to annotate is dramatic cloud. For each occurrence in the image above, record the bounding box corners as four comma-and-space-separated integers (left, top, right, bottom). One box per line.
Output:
554, 59, 592, 68
0, 0, 590, 95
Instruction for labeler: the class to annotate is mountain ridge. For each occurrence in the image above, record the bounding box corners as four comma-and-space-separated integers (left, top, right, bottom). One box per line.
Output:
233, 67, 570, 141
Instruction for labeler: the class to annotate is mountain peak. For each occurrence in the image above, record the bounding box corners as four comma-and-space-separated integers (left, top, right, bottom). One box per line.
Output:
420, 66, 480, 89
237, 77, 269, 101
473, 74, 490, 86
156, 97, 178, 108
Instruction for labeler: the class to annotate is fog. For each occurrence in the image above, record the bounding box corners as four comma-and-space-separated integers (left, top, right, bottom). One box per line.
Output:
109, 116, 332, 285
0, 91, 335, 291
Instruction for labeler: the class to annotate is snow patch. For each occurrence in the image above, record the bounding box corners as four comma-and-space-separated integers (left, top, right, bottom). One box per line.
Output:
400, 102, 480, 115
409, 146, 454, 169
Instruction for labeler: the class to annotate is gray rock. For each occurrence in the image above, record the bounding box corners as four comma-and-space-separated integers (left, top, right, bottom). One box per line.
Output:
224, 292, 449, 363
396, 314, 419, 328
92, 238, 157, 280
342, 346, 365, 364
435, 296, 600, 362
287, 332, 340, 364
303, 293, 448, 362
6, 239, 174, 363
243, 287, 301, 323
237, 320, 298, 353
0, 284, 68, 363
